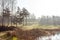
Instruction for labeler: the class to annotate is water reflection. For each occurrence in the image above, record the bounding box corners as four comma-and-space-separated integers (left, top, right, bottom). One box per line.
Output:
36, 34, 60, 40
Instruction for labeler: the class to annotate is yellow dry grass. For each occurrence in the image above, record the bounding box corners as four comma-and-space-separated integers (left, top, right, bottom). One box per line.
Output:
0, 23, 60, 30
21, 24, 60, 30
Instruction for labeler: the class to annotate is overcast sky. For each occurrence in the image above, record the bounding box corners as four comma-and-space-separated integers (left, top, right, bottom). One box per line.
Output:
17, 0, 60, 18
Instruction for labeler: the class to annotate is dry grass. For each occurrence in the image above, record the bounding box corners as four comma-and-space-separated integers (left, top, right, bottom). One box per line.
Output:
0, 23, 60, 30
21, 24, 60, 30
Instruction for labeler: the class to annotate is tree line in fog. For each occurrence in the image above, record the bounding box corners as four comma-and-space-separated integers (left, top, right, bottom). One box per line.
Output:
23, 15, 60, 26
38, 16, 60, 26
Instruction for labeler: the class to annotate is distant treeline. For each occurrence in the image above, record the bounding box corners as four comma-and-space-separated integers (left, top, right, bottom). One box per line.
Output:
39, 16, 60, 25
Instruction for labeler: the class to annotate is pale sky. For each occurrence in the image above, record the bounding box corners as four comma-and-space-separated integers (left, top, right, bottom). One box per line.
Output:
17, 0, 60, 18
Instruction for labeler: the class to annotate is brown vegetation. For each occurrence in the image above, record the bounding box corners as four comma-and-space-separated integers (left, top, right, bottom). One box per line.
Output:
13, 28, 60, 40
0, 26, 60, 40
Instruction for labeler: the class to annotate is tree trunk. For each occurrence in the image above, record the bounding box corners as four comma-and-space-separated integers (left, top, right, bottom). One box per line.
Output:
7, 17, 9, 27
11, 16, 12, 26
2, 16, 4, 26
26, 16, 27, 25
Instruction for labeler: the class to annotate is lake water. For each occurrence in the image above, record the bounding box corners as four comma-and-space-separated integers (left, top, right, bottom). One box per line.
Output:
35, 33, 60, 40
